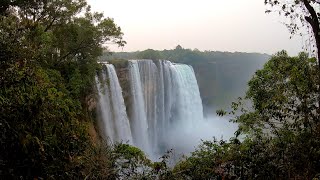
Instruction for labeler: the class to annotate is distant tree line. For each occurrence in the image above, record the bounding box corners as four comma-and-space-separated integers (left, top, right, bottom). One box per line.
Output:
102, 46, 269, 114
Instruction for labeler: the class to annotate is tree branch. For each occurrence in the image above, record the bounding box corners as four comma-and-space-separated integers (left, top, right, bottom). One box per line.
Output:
44, 16, 56, 32
303, 0, 320, 32
302, 0, 320, 117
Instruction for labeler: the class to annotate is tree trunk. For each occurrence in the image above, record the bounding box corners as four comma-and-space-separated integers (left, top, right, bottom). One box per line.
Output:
303, 0, 320, 116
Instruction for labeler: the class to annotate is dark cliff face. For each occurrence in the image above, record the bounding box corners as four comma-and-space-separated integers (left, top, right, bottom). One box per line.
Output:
112, 61, 132, 118
114, 64, 130, 98
98, 62, 131, 105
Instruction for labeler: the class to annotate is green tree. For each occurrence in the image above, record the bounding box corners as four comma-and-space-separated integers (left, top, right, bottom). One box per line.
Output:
233, 51, 320, 178
174, 51, 320, 179
238, 51, 320, 178
265, 0, 320, 60
137, 49, 162, 60
0, 0, 125, 178
211, 51, 320, 179
175, 45, 183, 50
265, 0, 320, 110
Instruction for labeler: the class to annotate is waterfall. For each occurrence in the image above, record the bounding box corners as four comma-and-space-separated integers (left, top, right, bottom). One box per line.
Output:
95, 72, 116, 143
137, 61, 158, 152
96, 64, 133, 144
169, 63, 204, 129
106, 64, 133, 144
127, 60, 203, 155
96, 60, 204, 158
128, 60, 151, 154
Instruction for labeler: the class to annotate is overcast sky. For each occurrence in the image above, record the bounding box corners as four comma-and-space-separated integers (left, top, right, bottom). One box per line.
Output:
87, 0, 305, 55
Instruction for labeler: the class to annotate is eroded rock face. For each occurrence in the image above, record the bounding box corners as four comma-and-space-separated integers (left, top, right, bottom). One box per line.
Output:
86, 94, 97, 112
113, 63, 132, 116
88, 123, 100, 146
116, 66, 130, 100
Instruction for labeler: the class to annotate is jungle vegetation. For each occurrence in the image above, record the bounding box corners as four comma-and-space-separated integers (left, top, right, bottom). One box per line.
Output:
1, 0, 320, 179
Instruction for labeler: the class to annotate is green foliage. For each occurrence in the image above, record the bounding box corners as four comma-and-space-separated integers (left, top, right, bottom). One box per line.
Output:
237, 51, 320, 178
264, 0, 319, 37
173, 140, 224, 179
3, 0, 320, 179
108, 59, 129, 69
98, 143, 174, 180
238, 51, 319, 138
114, 143, 150, 163
265, 0, 320, 76
0, 0, 125, 178
136, 49, 163, 60
172, 51, 320, 179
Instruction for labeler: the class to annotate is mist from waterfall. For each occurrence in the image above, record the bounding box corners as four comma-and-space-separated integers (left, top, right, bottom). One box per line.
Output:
96, 60, 235, 160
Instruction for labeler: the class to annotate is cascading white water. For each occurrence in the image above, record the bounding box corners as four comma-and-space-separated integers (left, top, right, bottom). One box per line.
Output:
97, 60, 205, 158
127, 60, 204, 156
96, 64, 133, 144
155, 61, 166, 152
106, 64, 133, 144
169, 63, 204, 129
165, 62, 205, 157
128, 60, 151, 155
137, 61, 159, 152
95, 72, 116, 144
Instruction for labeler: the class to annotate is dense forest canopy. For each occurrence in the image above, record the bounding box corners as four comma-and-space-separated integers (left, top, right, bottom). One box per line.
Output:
0, 0, 126, 178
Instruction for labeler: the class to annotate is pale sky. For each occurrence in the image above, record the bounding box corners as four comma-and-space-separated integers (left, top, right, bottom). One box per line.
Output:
87, 0, 305, 55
